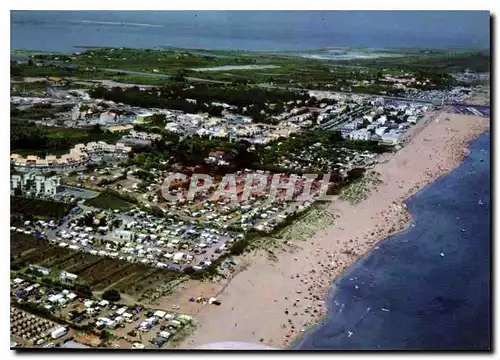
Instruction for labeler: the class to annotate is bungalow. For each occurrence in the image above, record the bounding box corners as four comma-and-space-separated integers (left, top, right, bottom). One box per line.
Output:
363, 114, 374, 123
115, 142, 132, 153
59, 271, 78, 282
108, 124, 134, 133
26, 155, 38, 165
381, 131, 401, 145
29, 264, 50, 275
407, 115, 418, 124
12, 278, 24, 285
86, 142, 100, 153
60, 154, 77, 164
375, 127, 389, 137
45, 155, 57, 166
377, 115, 388, 125
113, 229, 134, 242
16, 158, 27, 167
99, 111, 117, 124
57, 158, 68, 167
348, 129, 371, 141
36, 159, 48, 168
135, 112, 154, 124
46, 76, 69, 86
48, 294, 65, 304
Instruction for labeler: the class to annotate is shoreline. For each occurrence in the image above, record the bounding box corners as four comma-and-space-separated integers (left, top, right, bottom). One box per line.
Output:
176, 109, 489, 349
291, 130, 490, 349
292, 128, 490, 350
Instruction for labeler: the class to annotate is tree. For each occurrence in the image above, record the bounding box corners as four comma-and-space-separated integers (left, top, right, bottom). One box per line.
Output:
99, 329, 113, 345
360, 119, 371, 128
183, 266, 196, 275
75, 284, 93, 298
79, 104, 90, 112
102, 289, 121, 302
90, 124, 103, 133
43, 170, 58, 178
172, 68, 187, 82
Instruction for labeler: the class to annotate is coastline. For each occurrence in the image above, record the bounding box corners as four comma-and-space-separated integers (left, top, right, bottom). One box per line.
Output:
292, 129, 490, 350
176, 108, 489, 350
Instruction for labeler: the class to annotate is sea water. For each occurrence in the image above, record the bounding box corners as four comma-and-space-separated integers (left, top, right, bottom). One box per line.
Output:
11, 11, 489, 53
294, 132, 491, 350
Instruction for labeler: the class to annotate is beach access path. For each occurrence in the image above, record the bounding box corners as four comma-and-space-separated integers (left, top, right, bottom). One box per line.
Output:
175, 108, 490, 349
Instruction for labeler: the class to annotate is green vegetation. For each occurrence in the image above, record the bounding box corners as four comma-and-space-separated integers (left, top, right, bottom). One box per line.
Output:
89, 82, 312, 121
11, 103, 74, 121
125, 131, 259, 171
11, 197, 73, 222
102, 289, 121, 302
12, 47, 489, 95
124, 126, 391, 178
342, 50, 490, 73
85, 189, 137, 211
340, 170, 383, 204
258, 129, 392, 172
10, 62, 110, 81
70, 47, 266, 72
11, 122, 121, 156
11, 81, 49, 96
10, 231, 184, 298
237, 204, 335, 255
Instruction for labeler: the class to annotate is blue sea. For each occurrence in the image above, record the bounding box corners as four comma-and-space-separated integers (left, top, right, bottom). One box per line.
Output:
10, 11, 490, 53
294, 132, 491, 350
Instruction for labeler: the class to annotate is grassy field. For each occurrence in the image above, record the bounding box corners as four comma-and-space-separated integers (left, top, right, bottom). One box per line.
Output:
12, 47, 489, 93
69, 47, 276, 73
10, 232, 48, 263
11, 81, 49, 96
340, 170, 383, 204
11, 197, 73, 220
84, 192, 135, 211
11, 122, 122, 156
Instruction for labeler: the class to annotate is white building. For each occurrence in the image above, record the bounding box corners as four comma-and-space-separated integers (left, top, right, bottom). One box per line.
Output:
59, 271, 78, 282
11, 175, 22, 191
363, 114, 374, 123
113, 230, 134, 243
99, 111, 117, 124
50, 327, 68, 339
375, 126, 389, 137
35, 175, 61, 196
348, 129, 371, 141
381, 131, 401, 145
377, 115, 388, 125
11, 173, 60, 196
407, 115, 418, 124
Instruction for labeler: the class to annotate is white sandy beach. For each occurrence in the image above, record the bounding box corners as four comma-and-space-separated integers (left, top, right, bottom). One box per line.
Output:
171, 109, 489, 349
